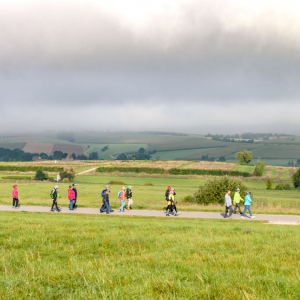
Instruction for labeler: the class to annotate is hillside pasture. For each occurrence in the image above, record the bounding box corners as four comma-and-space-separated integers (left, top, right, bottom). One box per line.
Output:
0, 142, 26, 150
22, 143, 54, 154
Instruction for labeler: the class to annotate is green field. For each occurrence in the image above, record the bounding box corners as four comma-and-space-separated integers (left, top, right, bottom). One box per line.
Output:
232, 165, 256, 173
0, 212, 299, 299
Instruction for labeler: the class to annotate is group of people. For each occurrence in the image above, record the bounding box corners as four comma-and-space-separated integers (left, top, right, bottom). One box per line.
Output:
100, 185, 134, 214
11, 184, 254, 219
224, 188, 255, 219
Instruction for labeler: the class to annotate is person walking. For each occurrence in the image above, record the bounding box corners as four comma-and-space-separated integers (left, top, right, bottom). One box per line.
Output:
68, 185, 76, 210
102, 190, 111, 214
50, 185, 61, 212
100, 185, 113, 213
233, 188, 244, 214
12, 184, 19, 209
126, 186, 133, 210
224, 190, 233, 218
241, 192, 255, 219
118, 187, 126, 212
166, 189, 178, 216
72, 183, 77, 209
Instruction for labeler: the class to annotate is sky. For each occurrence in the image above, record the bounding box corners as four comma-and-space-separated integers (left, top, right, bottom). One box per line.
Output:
1, 0, 300, 134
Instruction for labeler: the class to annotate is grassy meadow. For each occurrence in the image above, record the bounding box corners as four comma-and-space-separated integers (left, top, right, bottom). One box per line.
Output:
0, 212, 299, 299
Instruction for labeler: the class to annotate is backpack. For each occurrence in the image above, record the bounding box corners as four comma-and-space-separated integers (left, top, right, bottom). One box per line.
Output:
50, 189, 55, 199
118, 191, 121, 198
101, 189, 106, 197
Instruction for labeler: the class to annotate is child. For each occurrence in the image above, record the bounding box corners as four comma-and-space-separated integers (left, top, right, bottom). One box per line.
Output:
118, 187, 126, 212
126, 186, 133, 210
12, 184, 19, 209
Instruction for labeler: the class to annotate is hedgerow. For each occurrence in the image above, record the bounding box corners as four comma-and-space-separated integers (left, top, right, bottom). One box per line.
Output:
96, 167, 165, 174
168, 168, 249, 177
0, 166, 63, 172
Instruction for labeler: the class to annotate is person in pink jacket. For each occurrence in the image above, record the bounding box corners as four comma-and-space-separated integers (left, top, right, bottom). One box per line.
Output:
68, 185, 76, 210
12, 185, 19, 209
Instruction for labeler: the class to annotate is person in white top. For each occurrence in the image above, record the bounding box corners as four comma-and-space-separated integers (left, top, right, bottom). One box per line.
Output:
224, 190, 233, 218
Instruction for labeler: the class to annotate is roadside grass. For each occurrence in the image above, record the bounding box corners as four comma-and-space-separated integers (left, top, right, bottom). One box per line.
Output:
0, 212, 300, 299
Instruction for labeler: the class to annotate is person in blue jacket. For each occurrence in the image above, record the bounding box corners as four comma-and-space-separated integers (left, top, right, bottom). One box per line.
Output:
241, 192, 255, 219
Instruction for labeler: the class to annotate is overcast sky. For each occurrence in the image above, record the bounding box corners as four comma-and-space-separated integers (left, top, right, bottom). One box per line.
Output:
1, 0, 300, 134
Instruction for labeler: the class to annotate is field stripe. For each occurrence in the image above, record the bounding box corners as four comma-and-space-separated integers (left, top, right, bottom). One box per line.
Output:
271, 166, 277, 178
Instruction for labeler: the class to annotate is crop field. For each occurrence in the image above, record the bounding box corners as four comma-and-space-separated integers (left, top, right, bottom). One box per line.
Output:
0, 142, 26, 150
0, 212, 299, 299
232, 165, 256, 173
249, 144, 300, 159
187, 161, 236, 171
82, 143, 149, 159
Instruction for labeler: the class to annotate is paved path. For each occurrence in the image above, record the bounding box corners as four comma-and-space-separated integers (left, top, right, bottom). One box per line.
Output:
76, 167, 98, 175
0, 205, 300, 222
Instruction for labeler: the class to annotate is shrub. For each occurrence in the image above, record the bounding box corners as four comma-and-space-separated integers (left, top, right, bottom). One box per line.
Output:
0, 166, 63, 172
34, 169, 48, 181
107, 180, 127, 185
183, 195, 195, 203
266, 179, 272, 190
168, 168, 249, 177
59, 168, 75, 181
275, 183, 292, 190
144, 183, 153, 186
62, 178, 70, 183
191, 176, 248, 205
292, 168, 300, 188
235, 150, 252, 164
96, 167, 165, 174
254, 161, 265, 177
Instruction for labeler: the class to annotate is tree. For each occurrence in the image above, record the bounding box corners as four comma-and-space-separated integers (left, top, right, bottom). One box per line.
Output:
292, 168, 300, 188
116, 153, 127, 160
101, 146, 109, 152
235, 150, 252, 164
59, 168, 75, 182
72, 153, 76, 160
89, 152, 99, 160
35, 169, 48, 181
138, 147, 145, 154
254, 162, 265, 176
266, 179, 272, 190
218, 156, 226, 162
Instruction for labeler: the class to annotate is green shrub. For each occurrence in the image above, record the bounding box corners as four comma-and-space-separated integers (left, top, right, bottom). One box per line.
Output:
168, 168, 249, 177
60, 168, 75, 181
191, 176, 248, 205
183, 195, 195, 203
34, 169, 48, 181
96, 167, 165, 174
292, 168, 300, 188
266, 179, 272, 190
254, 161, 265, 176
275, 183, 291, 190
0, 166, 63, 172
2, 176, 32, 180
107, 180, 127, 185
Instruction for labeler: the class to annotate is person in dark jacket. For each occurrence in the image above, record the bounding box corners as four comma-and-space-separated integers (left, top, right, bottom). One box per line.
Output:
72, 183, 77, 209
165, 186, 176, 213
126, 186, 133, 210
100, 185, 113, 213
102, 190, 111, 214
51, 185, 61, 212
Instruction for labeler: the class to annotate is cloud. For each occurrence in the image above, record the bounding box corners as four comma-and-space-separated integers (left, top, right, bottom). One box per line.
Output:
0, 0, 300, 133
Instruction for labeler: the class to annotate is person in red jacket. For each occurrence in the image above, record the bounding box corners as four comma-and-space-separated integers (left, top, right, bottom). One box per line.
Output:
68, 185, 76, 210
12, 184, 19, 209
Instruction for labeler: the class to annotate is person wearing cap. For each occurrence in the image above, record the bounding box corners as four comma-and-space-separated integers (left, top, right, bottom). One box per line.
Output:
68, 185, 76, 210
72, 183, 77, 209
224, 190, 233, 218
126, 186, 133, 210
166, 189, 178, 216
12, 185, 19, 209
118, 187, 126, 212
50, 185, 61, 212
233, 188, 244, 214
100, 185, 113, 213
102, 190, 111, 214
241, 192, 255, 219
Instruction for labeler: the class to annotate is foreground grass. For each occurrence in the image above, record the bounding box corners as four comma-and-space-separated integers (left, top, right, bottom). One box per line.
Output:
0, 212, 299, 299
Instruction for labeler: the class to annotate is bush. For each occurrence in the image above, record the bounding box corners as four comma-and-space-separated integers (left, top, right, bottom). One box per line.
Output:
144, 183, 153, 186
107, 180, 127, 185
59, 168, 75, 181
254, 161, 265, 177
235, 150, 252, 164
191, 176, 248, 205
183, 195, 195, 203
266, 179, 272, 190
62, 178, 70, 183
96, 167, 165, 174
275, 183, 292, 190
168, 168, 249, 177
34, 169, 48, 181
292, 168, 300, 188
0, 166, 63, 172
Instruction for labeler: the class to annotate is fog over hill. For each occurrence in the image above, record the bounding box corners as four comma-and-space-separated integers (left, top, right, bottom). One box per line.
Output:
1, 0, 300, 134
